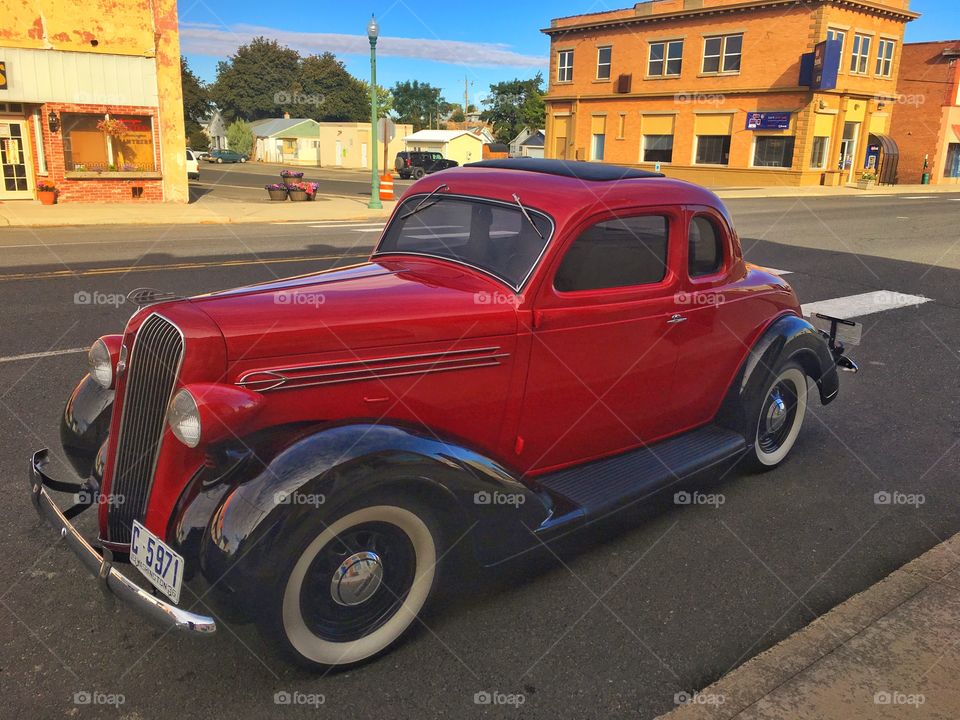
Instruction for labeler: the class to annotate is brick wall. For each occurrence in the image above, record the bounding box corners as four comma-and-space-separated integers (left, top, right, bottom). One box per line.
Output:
890, 42, 960, 184
35, 102, 165, 203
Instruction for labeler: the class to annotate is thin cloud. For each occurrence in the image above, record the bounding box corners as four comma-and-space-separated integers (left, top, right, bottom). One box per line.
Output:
180, 23, 547, 68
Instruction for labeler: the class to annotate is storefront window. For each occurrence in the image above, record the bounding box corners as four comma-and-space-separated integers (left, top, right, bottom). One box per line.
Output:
643, 134, 673, 163
754, 136, 795, 168
946, 144, 960, 178
810, 136, 830, 169
63, 113, 156, 172
695, 135, 730, 165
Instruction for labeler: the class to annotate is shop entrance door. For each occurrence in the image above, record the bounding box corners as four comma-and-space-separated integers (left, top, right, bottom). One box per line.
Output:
838, 122, 860, 184
0, 119, 33, 200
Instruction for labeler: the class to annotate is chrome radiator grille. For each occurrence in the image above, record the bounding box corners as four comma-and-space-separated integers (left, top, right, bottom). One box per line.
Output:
107, 314, 184, 544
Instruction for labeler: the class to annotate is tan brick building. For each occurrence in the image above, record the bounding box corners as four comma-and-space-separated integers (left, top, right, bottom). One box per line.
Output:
542, 0, 918, 186
0, 0, 187, 203
889, 41, 960, 184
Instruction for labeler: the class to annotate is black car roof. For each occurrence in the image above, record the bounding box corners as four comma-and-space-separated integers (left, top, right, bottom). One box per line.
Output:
465, 158, 664, 181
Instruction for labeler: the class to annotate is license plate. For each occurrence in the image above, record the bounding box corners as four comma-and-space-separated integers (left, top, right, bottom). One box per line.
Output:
808, 313, 863, 346
130, 520, 183, 604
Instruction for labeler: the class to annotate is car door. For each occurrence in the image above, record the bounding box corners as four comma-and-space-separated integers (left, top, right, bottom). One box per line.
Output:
667, 207, 762, 429
515, 208, 686, 474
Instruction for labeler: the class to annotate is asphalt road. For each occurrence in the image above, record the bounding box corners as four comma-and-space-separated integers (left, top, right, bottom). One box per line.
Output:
190, 161, 415, 203
2, 193, 960, 719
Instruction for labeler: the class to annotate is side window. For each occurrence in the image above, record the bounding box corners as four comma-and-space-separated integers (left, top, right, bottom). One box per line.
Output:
555, 215, 668, 292
688, 216, 724, 277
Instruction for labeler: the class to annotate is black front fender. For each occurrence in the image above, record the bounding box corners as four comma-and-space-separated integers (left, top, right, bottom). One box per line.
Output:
191, 424, 550, 615
60, 374, 114, 479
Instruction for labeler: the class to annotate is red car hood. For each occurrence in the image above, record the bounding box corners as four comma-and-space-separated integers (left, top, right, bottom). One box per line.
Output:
189, 258, 519, 360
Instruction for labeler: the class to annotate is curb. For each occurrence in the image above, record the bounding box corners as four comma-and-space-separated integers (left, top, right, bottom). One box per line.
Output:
657, 532, 960, 719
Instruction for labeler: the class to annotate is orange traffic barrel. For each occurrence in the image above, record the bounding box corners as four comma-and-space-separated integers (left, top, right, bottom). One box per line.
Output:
379, 173, 395, 201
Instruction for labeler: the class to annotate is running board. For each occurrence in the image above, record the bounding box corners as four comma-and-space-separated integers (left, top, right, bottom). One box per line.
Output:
535, 425, 746, 531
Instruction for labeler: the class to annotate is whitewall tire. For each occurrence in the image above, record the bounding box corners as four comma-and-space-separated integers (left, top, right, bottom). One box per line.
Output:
749, 363, 808, 469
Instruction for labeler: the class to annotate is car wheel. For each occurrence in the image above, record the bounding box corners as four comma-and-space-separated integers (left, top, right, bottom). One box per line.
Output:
217, 158, 223, 164
258, 495, 442, 669
744, 361, 808, 470
240, 158, 246, 163
413, 167, 426, 180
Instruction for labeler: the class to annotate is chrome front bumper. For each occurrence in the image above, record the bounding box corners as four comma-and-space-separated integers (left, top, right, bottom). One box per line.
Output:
29, 449, 216, 635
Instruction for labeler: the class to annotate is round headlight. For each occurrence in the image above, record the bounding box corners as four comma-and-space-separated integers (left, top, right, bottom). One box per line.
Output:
88, 339, 114, 389
168, 389, 202, 448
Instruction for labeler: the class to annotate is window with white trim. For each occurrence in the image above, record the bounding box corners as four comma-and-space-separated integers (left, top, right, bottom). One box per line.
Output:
876, 38, 895, 77
557, 50, 574, 82
648, 40, 683, 76
596, 46, 612, 80
810, 136, 829, 169
850, 34, 871, 74
702, 34, 742, 74
827, 28, 846, 55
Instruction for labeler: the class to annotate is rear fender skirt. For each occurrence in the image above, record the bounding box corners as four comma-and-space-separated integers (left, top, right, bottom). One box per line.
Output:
60, 374, 114, 479
717, 314, 839, 436
192, 424, 549, 612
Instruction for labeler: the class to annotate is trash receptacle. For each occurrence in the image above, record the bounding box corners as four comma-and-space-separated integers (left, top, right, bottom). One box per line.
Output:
921, 172, 931, 185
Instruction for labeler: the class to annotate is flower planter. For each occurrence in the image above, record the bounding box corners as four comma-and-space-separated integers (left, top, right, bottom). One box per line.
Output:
288, 190, 309, 202
38, 190, 57, 206
856, 180, 876, 190
267, 189, 288, 201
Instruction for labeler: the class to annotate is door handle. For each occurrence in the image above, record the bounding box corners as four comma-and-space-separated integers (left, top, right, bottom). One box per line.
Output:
667, 314, 688, 325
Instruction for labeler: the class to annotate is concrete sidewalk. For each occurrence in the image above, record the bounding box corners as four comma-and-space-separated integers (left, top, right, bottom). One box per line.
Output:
659, 533, 960, 720
0, 194, 396, 228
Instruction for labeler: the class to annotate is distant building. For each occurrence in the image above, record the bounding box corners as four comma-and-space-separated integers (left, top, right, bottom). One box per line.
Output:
510, 128, 546, 158
402, 129, 488, 166
889, 40, 960, 184
200, 108, 228, 151
543, 0, 918, 187
0, 0, 187, 203
252, 117, 412, 169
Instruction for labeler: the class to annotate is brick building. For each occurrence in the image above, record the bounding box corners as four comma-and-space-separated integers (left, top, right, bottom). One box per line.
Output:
0, 0, 187, 203
542, 0, 918, 187
889, 41, 960, 184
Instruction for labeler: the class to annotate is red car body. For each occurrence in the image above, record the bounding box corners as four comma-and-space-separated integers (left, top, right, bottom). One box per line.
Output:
31, 159, 849, 667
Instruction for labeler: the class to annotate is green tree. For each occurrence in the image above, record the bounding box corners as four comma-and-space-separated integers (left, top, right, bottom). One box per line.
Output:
181, 57, 212, 148
392, 80, 448, 131
226, 119, 254, 157
293, 52, 368, 122
359, 82, 394, 120
187, 127, 210, 151
449, 106, 466, 123
481, 73, 545, 144
212, 37, 301, 121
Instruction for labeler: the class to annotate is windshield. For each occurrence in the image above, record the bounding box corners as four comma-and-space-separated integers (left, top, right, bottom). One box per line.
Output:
375, 194, 553, 289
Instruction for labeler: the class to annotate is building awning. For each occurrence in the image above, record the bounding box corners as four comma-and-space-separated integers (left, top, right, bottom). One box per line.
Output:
868, 133, 899, 185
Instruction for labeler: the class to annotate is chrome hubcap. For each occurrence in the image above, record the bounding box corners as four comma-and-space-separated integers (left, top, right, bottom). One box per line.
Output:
765, 390, 788, 433
330, 551, 383, 607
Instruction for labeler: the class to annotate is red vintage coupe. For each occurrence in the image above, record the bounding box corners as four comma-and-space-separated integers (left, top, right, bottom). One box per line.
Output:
31, 159, 855, 669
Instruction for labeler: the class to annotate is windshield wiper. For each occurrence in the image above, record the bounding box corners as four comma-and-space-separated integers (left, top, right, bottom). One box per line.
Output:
400, 183, 449, 220
512, 193, 544, 240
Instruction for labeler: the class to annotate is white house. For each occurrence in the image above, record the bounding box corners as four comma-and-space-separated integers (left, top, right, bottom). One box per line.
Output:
402, 129, 489, 167
510, 128, 546, 159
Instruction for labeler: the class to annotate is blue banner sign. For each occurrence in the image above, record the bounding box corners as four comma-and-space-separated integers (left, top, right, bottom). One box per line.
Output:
746, 112, 791, 130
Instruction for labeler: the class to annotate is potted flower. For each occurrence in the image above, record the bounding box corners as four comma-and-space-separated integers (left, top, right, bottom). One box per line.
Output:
37, 182, 58, 205
305, 181, 321, 201
281, 170, 305, 190
265, 183, 288, 201
288, 182, 309, 202
857, 171, 877, 190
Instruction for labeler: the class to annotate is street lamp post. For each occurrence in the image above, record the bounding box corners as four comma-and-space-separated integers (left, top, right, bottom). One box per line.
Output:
367, 14, 382, 210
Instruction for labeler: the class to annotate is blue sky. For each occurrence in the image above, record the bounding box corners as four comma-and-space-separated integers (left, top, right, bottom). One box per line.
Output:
179, 1, 959, 108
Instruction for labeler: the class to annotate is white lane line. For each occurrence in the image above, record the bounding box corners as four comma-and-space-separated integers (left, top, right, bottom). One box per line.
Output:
802, 290, 932, 319
305, 223, 386, 229
348, 228, 386, 233
0, 347, 87, 364
902, 196, 934, 200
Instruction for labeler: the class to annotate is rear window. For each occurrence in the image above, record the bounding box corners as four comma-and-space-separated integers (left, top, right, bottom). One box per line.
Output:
688, 216, 723, 277
376, 195, 553, 289
555, 216, 669, 292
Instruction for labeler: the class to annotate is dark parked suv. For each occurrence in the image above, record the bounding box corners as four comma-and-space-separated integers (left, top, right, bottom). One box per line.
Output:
395, 151, 458, 179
